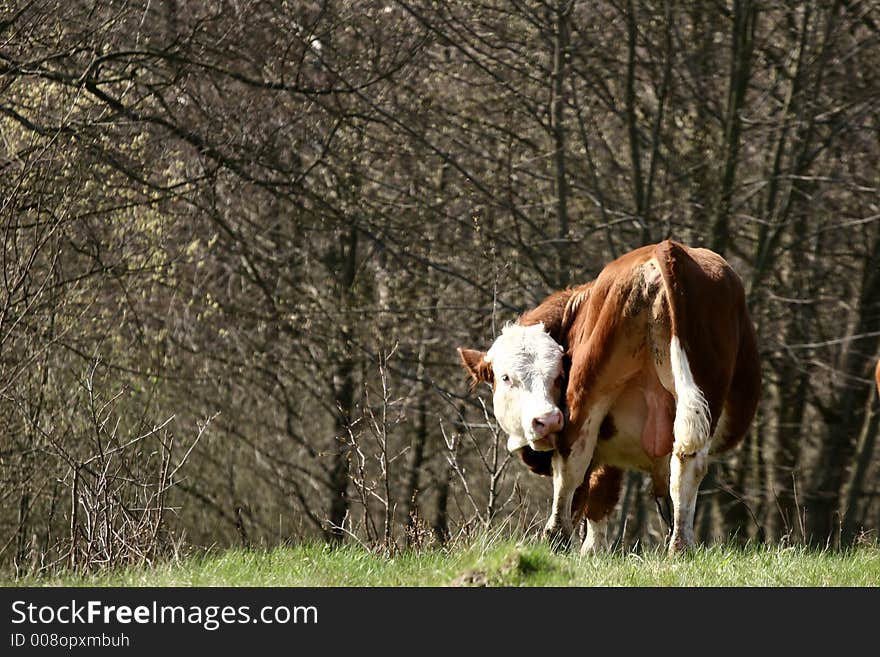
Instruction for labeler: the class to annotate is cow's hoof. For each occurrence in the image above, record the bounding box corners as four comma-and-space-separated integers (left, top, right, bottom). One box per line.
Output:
667, 535, 695, 556
542, 526, 572, 552
580, 536, 610, 555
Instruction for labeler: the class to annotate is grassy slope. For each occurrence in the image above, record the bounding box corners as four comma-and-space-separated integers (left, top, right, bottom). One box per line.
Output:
7, 539, 880, 587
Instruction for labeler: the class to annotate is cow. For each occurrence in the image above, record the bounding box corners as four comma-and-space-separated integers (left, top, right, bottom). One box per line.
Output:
876, 360, 880, 399
458, 240, 761, 554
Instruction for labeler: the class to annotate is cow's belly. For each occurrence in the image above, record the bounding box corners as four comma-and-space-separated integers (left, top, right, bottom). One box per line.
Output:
591, 386, 654, 471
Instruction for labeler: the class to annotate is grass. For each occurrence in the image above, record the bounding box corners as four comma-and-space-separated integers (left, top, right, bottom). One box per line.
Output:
6, 537, 880, 587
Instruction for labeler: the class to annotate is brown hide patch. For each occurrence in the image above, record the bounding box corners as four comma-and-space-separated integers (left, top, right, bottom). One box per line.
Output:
518, 283, 593, 348
584, 467, 623, 522
578, 466, 624, 522
518, 446, 552, 476
714, 310, 761, 452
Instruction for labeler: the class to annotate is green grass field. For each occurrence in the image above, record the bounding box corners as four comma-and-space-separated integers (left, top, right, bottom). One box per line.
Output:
6, 537, 880, 587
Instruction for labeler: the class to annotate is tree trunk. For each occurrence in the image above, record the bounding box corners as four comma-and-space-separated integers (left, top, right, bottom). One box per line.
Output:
624, 0, 647, 244
711, 0, 757, 255
326, 226, 359, 542
433, 463, 451, 546
404, 396, 428, 543
551, 0, 571, 288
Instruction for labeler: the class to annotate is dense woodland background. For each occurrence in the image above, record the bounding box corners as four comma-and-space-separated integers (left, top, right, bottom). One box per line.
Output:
2, 0, 879, 575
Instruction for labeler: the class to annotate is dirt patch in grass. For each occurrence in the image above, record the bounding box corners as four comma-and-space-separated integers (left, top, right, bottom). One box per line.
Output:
449, 546, 561, 587
449, 569, 490, 587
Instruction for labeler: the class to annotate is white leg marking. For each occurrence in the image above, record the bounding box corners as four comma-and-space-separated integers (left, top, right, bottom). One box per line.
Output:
544, 437, 594, 543
669, 336, 711, 456
669, 448, 708, 553
580, 517, 610, 554
668, 336, 712, 552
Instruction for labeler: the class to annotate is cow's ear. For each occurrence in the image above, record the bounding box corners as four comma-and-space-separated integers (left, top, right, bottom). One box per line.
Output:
457, 348, 494, 388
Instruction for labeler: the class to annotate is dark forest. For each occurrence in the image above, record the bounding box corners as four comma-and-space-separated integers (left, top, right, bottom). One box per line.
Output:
1, 0, 879, 575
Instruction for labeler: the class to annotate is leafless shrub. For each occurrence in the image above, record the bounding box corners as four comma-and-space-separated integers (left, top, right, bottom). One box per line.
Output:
439, 397, 520, 537
17, 359, 213, 575
404, 503, 433, 552
340, 348, 407, 553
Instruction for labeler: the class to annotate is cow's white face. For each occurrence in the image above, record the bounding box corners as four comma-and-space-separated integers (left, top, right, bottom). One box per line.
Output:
459, 323, 565, 453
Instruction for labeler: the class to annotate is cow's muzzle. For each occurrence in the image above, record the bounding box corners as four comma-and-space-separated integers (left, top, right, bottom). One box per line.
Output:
529, 434, 557, 451
531, 410, 563, 437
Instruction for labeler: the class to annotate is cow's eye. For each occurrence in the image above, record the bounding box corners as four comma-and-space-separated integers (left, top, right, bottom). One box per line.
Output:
501, 374, 511, 383
554, 374, 564, 388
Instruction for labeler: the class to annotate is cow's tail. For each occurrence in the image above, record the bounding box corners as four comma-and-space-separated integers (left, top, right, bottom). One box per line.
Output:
669, 334, 711, 455
654, 241, 711, 456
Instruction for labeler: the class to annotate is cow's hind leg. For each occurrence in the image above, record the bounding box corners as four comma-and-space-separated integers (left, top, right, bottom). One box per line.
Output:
669, 449, 708, 553
668, 336, 712, 554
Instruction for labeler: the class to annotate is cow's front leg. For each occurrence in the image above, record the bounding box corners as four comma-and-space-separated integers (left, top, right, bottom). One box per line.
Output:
543, 437, 593, 549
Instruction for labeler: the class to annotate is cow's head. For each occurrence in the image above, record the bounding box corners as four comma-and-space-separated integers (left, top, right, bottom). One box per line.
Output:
458, 323, 565, 453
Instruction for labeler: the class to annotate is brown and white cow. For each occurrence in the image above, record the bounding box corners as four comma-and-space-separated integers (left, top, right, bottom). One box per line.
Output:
458, 240, 761, 554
